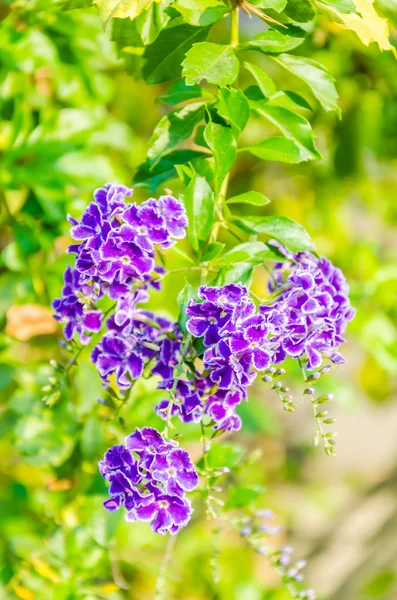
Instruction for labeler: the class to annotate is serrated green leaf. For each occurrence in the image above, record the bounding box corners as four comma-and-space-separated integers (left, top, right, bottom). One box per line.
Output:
201, 241, 225, 261
183, 173, 215, 252
133, 149, 207, 191
216, 241, 276, 265
173, 0, 229, 25
249, 101, 321, 161
159, 79, 204, 105
226, 191, 270, 206
244, 62, 277, 97
135, 0, 172, 45
217, 87, 250, 135
273, 54, 340, 114
142, 23, 210, 84
182, 42, 239, 86
147, 102, 205, 164
93, 0, 161, 28
229, 215, 312, 252
240, 30, 305, 53
284, 0, 315, 22
204, 122, 236, 193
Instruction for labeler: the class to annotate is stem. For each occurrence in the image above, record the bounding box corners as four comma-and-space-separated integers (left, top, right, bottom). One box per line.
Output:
154, 534, 177, 600
231, 6, 239, 48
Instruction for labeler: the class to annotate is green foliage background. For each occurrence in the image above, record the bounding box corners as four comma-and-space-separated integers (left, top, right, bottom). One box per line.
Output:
1, 1, 397, 599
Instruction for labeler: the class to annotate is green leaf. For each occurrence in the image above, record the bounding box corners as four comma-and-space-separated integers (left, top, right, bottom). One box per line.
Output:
241, 136, 310, 163
147, 102, 205, 164
177, 282, 196, 333
135, 0, 172, 45
240, 30, 305, 54
183, 173, 215, 252
315, 0, 360, 14
201, 241, 225, 261
250, 0, 287, 12
133, 149, 207, 191
217, 87, 250, 136
182, 42, 239, 86
249, 100, 321, 161
274, 54, 340, 114
268, 90, 312, 111
159, 79, 204, 105
226, 485, 264, 509
215, 262, 254, 285
206, 441, 245, 468
226, 191, 270, 206
142, 23, 211, 84
216, 241, 276, 265
93, 0, 162, 28
204, 122, 237, 193
244, 62, 277, 97
169, 245, 196, 263
229, 215, 313, 252
81, 417, 105, 460
173, 0, 229, 26
284, 0, 315, 22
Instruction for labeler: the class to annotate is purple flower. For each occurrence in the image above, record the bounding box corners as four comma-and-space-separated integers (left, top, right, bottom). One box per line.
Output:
151, 448, 199, 496
265, 249, 355, 369
55, 184, 187, 346
132, 491, 192, 535
91, 331, 144, 387
206, 388, 243, 432
100, 428, 198, 535
52, 266, 102, 344
155, 380, 204, 424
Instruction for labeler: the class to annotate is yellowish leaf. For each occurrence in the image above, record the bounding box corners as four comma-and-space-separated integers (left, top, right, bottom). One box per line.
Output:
6, 304, 57, 341
336, 0, 396, 54
14, 587, 35, 600
31, 558, 61, 583
93, 0, 161, 26
100, 583, 121, 594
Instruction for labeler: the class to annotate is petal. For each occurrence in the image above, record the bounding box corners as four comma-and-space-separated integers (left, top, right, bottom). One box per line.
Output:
103, 496, 122, 511
186, 317, 208, 337
252, 347, 271, 371
135, 502, 157, 521
176, 469, 199, 491
151, 508, 172, 535
167, 498, 192, 527
127, 352, 144, 380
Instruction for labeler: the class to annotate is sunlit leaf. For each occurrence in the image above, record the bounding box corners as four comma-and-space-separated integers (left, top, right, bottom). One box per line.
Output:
183, 172, 215, 252
239, 29, 305, 53
204, 121, 237, 193
173, 0, 229, 26
147, 102, 205, 164
273, 54, 340, 114
229, 215, 313, 252
226, 191, 270, 206
143, 23, 211, 84
182, 42, 239, 86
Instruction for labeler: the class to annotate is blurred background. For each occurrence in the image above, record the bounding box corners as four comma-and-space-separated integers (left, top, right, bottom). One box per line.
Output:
1, 2, 397, 599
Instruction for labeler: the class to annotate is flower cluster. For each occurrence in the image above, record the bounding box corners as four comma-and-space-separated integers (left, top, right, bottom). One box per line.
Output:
184, 283, 281, 431
265, 248, 356, 369
52, 184, 187, 345
99, 427, 198, 535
